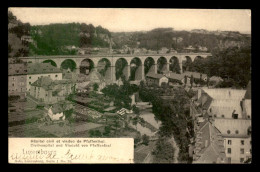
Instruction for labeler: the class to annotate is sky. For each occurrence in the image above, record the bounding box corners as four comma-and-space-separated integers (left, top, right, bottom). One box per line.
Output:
9, 8, 251, 34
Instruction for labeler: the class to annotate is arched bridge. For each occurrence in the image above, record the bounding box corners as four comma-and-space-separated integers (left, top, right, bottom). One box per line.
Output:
20, 52, 212, 82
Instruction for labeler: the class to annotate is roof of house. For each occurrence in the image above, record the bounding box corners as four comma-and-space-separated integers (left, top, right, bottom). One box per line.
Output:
183, 71, 207, 79
214, 118, 251, 138
202, 88, 246, 101
193, 120, 227, 163
8, 63, 27, 76
31, 76, 72, 90
50, 101, 74, 114
146, 72, 165, 79
167, 72, 185, 81
27, 63, 62, 75
210, 76, 223, 82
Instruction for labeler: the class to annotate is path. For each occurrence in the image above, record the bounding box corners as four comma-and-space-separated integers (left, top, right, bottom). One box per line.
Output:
169, 136, 179, 163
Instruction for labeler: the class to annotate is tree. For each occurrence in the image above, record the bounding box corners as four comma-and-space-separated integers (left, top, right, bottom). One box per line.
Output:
142, 134, 150, 146
93, 83, 99, 91
132, 105, 140, 115
132, 117, 139, 130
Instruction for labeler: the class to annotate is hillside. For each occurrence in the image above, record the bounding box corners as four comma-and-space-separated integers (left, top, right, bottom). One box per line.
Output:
29, 23, 112, 55
8, 11, 30, 58
111, 28, 251, 52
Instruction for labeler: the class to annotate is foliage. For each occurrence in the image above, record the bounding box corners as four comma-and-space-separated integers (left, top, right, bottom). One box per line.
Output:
141, 134, 150, 145
139, 86, 192, 162
192, 46, 251, 88
152, 137, 175, 163
93, 83, 99, 91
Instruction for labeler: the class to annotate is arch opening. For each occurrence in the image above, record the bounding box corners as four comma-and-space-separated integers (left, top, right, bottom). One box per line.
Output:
169, 56, 180, 74
144, 57, 155, 75
97, 58, 111, 80
80, 59, 94, 75
61, 59, 77, 72
42, 59, 57, 67
182, 56, 192, 72
115, 58, 128, 81
130, 57, 142, 81
157, 57, 167, 74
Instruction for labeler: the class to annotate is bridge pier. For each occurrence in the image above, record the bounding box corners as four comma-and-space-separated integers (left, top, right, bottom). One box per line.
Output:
110, 66, 116, 83
179, 62, 183, 74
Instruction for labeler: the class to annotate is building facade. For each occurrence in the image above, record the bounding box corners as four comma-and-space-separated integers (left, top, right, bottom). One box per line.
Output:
30, 76, 74, 104
191, 83, 251, 163
26, 63, 63, 91
8, 63, 27, 98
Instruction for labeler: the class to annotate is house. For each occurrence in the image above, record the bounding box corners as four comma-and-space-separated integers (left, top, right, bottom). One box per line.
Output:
48, 104, 66, 121
198, 46, 208, 52
213, 118, 251, 163
191, 84, 251, 163
145, 72, 169, 87
159, 47, 169, 54
209, 76, 223, 85
183, 71, 207, 82
30, 76, 74, 104
47, 102, 74, 121
8, 63, 27, 98
166, 72, 185, 85
26, 63, 63, 91
192, 118, 227, 163
184, 45, 196, 51
21, 35, 33, 43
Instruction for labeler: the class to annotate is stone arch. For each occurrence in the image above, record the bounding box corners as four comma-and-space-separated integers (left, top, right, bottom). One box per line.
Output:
144, 57, 155, 75
97, 58, 112, 80
194, 56, 203, 62
183, 56, 193, 72
130, 57, 142, 81
157, 56, 168, 74
80, 58, 95, 75
169, 56, 180, 73
60, 59, 77, 72
115, 58, 129, 80
42, 59, 57, 67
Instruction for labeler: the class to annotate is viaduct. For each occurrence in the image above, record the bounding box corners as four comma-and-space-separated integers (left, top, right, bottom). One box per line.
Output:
20, 52, 212, 82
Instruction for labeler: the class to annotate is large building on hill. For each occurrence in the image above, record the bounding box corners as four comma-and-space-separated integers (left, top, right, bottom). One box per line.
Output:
26, 63, 63, 91
8, 63, 27, 98
30, 76, 74, 104
9, 63, 63, 95
191, 82, 251, 163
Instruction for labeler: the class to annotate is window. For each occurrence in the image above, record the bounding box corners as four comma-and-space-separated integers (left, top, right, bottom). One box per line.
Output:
228, 140, 232, 145
46, 94, 48, 96
240, 158, 244, 163
227, 130, 231, 134
222, 114, 225, 118
248, 115, 250, 119
55, 75, 58, 77
228, 148, 231, 154
12, 77, 15, 80
227, 158, 231, 163
233, 114, 238, 119
240, 149, 244, 154
29, 82, 31, 85
12, 83, 14, 87
241, 140, 244, 145
29, 76, 31, 79
235, 130, 239, 134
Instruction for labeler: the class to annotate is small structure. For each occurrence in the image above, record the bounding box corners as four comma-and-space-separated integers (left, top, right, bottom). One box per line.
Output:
48, 104, 66, 121
145, 72, 169, 87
